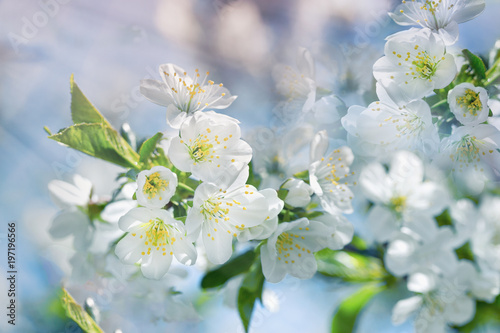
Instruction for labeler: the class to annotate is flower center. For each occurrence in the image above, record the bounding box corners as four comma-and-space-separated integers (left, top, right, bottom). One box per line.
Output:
320, 154, 342, 187
395, 112, 424, 137
135, 218, 178, 257
276, 231, 311, 264
451, 135, 481, 164
163, 68, 226, 113
422, 292, 446, 316
413, 51, 438, 80
422, 0, 440, 15
143, 172, 169, 200
456, 89, 482, 117
390, 196, 407, 213
279, 66, 310, 100
201, 197, 230, 221
186, 135, 214, 163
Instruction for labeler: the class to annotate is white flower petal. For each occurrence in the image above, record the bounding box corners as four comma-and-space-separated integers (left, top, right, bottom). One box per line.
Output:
407, 182, 449, 216
392, 296, 423, 325
309, 130, 329, 163
202, 220, 234, 265
101, 200, 137, 223
389, 151, 424, 187
49, 210, 88, 239
48, 178, 90, 209
140, 79, 174, 106
261, 244, 287, 283
140, 248, 173, 280
359, 163, 392, 204
115, 232, 146, 265
444, 294, 475, 326
166, 104, 186, 129
369, 205, 400, 243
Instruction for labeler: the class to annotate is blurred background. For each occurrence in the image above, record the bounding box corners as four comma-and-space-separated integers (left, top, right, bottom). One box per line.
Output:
1, 0, 500, 332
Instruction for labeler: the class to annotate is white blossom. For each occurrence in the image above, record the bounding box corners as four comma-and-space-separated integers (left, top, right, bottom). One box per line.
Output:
261, 215, 351, 283
373, 28, 457, 100
115, 207, 196, 279
309, 131, 355, 214
273, 47, 316, 114
48, 174, 92, 210
140, 63, 237, 128
185, 171, 283, 265
448, 83, 490, 126
390, 0, 486, 45
342, 84, 439, 157
247, 125, 314, 189
393, 261, 477, 332
168, 111, 252, 184
359, 151, 449, 242
48, 174, 94, 250
436, 124, 500, 175
384, 222, 457, 276
135, 166, 178, 209
282, 178, 313, 208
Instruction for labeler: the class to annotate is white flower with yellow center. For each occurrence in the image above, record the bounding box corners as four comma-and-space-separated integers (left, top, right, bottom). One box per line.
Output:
448, 83, 489, 126
390, 0, 486, 45
140, 63, 237, 128
115, 207, 196, 280
246, 125, 314, 189
436, 124, 500, 175
359, 151, 449, 242
136, 166, 178, 209
392, 261, 477, 333
185, 177, 282, 265
168, 111, 252, 183
373, 28, 457, 100
342, 85, 439, 157
237, 188, 284, 242
273, 47, 317, 113
260, 215, 352, 283
309, 131, 355, 214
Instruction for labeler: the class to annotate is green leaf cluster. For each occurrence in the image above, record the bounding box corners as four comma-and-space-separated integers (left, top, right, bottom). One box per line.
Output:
47, 75, 167, 171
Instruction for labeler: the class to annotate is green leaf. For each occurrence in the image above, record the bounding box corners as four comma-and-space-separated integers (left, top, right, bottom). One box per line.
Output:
293, 170, 309, 181
435, 209, 452, 227
139, 132, 164, 165
277, 188, 288, 201
60, 288, 104, 333
237, 259, 265, 333
463, 49, 487, 82
350, 235, 367, 251
201, 250, 257, 289
331, 283, 386, 333
70, 75, 111, 126
315, 249, 387, 282
49, 123, 139, 169
246, 161, 262, 188
150, 145, 172, 169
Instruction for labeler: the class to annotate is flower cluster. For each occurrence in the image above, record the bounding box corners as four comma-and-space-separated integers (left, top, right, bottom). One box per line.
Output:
47, 63, 355, 283
45, 0, 500, 331
343, 1, 500, 331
